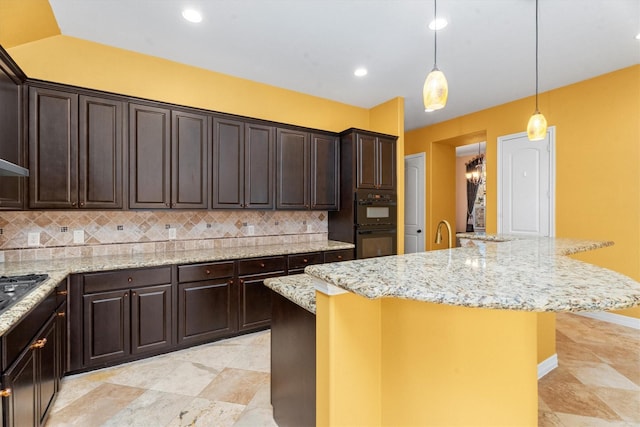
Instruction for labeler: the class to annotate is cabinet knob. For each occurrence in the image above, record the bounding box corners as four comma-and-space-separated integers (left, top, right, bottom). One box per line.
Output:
30, 338, 47, 350
228, 279, 234, 285
132, 291, 136, 297
303, 258, 308, 263
57, 311, 66, 318
0, 388, 12, 398
57, 290, 68, 296
239, 279, 245, 285
127, 277, 133, 283
79, 202, 85, 207
124, 292, 128, 298
205, 269, 211, 275
165, 203, 170, 207
260, 263, 265, 268
71, 202, 77, 207
337, 255, 343, 260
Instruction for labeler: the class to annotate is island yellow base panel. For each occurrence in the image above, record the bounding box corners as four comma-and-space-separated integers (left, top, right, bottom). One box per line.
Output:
317, 292, 538, 426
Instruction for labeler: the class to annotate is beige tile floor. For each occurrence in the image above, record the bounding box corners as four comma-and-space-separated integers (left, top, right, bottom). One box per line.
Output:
46, 313, 639, 427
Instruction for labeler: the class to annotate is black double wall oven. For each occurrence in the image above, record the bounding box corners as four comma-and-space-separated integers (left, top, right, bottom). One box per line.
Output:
354, 190, 397, 259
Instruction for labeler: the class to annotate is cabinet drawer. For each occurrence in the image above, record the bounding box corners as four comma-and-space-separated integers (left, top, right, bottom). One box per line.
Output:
178, 261, 235, 283
238, 256, 286, 277
83, 266, 172, 294
288, 252, 323, 271
324, 249, 354, 263
3, 290, 57, 370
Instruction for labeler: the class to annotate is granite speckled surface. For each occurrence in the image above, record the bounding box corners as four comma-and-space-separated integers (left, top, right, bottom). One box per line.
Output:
264, 274, 318, 314
0, 240, 353, 335
303, 236, 640, 313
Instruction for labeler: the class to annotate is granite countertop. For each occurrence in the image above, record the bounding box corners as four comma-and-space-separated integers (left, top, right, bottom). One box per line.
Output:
264, 274, 318, 314
0, 240, 353, 335
302, 236, 640, 313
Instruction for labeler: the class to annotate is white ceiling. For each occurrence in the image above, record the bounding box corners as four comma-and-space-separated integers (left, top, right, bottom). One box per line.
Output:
48, 0, 640, 131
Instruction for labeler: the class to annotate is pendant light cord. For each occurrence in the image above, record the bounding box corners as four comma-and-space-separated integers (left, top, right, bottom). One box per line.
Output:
434, 0, 438, 68
535, 0, 539, 113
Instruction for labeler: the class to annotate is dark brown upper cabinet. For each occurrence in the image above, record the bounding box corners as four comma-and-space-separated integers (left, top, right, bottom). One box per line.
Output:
343, 129, 396, 191
211, 118, 274, 209
28, 87, 124, 209
0, 69, 25, 210
129, 103, 209, 209
276, 129, 339, 210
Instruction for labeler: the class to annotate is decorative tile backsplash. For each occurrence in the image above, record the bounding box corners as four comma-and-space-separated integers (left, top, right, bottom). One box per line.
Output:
0, 210, 328, 262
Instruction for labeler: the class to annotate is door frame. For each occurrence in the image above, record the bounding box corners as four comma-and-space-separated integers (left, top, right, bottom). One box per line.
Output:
404, 152, 426, 253
497, 126, 556, 236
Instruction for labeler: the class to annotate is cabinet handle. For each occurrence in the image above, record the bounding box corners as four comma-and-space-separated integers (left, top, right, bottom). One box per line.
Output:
132, 291, 136, 297
127, 277, 133, 283
228, 279, 234, 285
79, 202, 84, 207
71, 201, 77, 207
165, 203, 170, 207
239, 279, 244, 285
260, 263, 265, 268
0, 388, 11, 397
57, 290, 68, 296
303, 258, 308, 263
337, 255, 343, 260
30, 338, 47, 350
124, 292, 128, 298
205, 269, 211, 275
57, 311, 66, 318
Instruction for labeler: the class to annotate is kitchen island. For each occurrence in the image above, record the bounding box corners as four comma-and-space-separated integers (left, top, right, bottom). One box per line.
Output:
265, 235, 640, 426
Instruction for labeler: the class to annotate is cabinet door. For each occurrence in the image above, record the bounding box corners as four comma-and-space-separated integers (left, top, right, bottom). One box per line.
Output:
0, 73, 24, 209
79, 95, 123, 209
28, 86, 78, 208
178, 279, 235, 345
310, 133, 339, 210
245, 123, 274, 209
129, 103, 171, 208
172, 110, 209, 209
356, 133, 377, 189
276, 128, 309, 209
55, 301, 68, 381
238, 276, 274, 332
131, 284, 173, 354
83, 290, 130, 367
211, 118, 244, 209
37, 315, 57, 425
2, 348, 37, 427
377, 137, 396, 190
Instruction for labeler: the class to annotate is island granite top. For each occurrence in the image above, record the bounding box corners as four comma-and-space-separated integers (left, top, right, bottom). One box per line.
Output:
303, 235, 640, 313
0, 240, 353, 335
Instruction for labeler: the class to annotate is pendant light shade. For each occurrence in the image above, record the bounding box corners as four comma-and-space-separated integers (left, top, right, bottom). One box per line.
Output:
423, 68, 448, 112
528, 0, 547, 141
424, 0, 447, 112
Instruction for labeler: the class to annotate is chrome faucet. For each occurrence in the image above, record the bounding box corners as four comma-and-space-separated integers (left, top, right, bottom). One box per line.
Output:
434, 219, 453, 249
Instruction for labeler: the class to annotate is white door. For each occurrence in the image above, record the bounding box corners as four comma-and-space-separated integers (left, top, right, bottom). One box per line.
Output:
404, 153, 426, 253
497, 127, 555, 236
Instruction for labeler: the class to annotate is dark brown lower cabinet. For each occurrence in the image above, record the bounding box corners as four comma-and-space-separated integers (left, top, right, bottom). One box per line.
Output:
131, 284, 173, 354
237, 256, 286, 332
83, 289, 130, 367
1, 312, 59, 427
177, 261, 236, 346
270, 291, 316, 427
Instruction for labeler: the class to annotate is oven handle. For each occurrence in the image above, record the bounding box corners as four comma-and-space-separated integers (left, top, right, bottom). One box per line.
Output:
357, 229, 397, 235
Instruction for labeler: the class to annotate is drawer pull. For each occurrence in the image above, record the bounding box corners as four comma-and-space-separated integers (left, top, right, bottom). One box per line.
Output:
337, 255, 343, 260
30, 338, 47, 350
303, 258, 308, 263
132, 291, 136, 297
228, 279, 234, 285
57, 311, 66, 318
0, 388, 12, 397
260, 263, 265, 268
57, 290, 68, 296
127, 277, 133, 283
205, 269, 211, 275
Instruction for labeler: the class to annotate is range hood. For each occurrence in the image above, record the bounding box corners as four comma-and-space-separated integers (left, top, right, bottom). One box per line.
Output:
0, 158, 29, 177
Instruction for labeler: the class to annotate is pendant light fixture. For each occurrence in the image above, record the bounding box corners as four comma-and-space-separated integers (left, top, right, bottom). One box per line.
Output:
527, 0, 547, 141
423, 0, 448, 112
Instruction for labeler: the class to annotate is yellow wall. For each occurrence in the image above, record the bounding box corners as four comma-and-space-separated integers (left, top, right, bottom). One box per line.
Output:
406, 66, 640, 319
0, 0, 59, 48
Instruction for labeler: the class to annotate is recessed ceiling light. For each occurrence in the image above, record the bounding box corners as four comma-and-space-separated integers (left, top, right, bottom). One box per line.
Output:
354, 68, 368, 77
182, 9, 203, 23
428, 18, 448, 31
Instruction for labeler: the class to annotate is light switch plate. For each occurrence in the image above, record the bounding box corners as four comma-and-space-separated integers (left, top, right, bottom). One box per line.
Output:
28, 232, 40, 246
73, 230, 85, 244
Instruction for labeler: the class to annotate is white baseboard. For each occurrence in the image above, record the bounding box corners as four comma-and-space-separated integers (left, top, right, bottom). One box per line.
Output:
537, 354, 558, 379
576, 312, 640, 330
